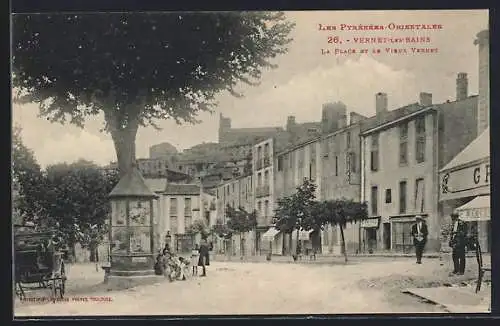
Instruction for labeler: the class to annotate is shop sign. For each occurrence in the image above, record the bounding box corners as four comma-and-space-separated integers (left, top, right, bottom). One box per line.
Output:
440, 161, 490, 200
360, 218, 380, 228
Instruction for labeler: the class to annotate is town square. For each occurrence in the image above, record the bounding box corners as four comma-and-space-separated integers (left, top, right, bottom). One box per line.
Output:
12, 10, 491, 316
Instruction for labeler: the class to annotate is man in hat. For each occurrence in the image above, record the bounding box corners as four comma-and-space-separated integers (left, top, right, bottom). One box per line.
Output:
411, 215, 428, 264
449, 212, 468, 275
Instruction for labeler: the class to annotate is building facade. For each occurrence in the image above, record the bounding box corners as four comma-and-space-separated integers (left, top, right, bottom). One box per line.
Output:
361, 88, 478, 253
253, 138, 279, 254
214, 174, 255, 256
320, 110, 365, 255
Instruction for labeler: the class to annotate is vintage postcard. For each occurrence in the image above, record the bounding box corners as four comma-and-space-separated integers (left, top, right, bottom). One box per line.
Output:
12, 10, 491, 316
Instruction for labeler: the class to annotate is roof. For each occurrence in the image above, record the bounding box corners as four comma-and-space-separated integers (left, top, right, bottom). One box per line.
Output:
144, 178, 168, 193
109, 168, 158, 198
440, 127, 490, 172
360, 103, 433, 135
164, 183, 201, 196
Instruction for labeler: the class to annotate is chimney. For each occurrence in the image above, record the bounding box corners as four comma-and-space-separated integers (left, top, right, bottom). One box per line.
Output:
475, 29, 489, 134
456, 72, 468, 101
286, 115, 296, 132
419, 92, 433, 106
375, 92, 388, 114
338, 114, 347, 129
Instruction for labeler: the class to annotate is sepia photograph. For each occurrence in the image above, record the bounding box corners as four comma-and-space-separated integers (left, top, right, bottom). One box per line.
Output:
11, 9, 491, 316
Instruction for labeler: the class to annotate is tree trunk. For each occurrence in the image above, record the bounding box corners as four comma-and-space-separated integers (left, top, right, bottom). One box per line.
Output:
339, 224, 348, 263
105, 111, 140, 177
89, 242, 98, 262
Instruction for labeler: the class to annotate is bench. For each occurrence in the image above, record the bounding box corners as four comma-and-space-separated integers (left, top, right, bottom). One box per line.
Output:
474, 240, 491, 293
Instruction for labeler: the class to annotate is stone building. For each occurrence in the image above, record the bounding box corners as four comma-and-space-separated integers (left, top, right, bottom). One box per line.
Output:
438, 29, 490, 253
361, 85, 478, 253
149, 142, 178, 159
214, 174, 255, 256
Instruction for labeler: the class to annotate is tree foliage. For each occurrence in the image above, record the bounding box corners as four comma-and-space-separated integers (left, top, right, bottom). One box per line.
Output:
319, 198, 368, 262
226, 205, 257, 234
211, 218, 232, 239
12, 12, 295, 175
11, 125, 46, 224
274, 178, 318, 233
41, 160, 120, 253
185, 219, 210, 238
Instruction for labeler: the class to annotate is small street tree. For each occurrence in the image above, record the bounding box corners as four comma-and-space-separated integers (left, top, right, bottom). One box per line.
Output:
274, 178, 318, 256
186, 219, 210, 242
321, 199, 368, 263
211, 217, 232, 254
226, 205, 257, 257
12, 13, 294, 177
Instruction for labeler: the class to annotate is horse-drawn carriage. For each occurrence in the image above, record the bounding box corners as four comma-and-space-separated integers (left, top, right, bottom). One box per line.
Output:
14, 225, 67, 300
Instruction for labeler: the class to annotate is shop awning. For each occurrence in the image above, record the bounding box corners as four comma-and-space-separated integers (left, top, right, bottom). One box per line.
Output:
440, 127, 490, 173
455, 195, 490, 221
298, 230, 313, 241
262, 227, 280, 241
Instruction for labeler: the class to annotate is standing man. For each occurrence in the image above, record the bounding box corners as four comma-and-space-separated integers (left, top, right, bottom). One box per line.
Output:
198, 237, 210, 277
411, 215, 428, 264
449, 212, 468, 275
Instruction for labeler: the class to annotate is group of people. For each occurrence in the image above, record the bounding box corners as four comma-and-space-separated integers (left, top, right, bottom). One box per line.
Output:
154, 237, 211, 281
411, 212, 472, 275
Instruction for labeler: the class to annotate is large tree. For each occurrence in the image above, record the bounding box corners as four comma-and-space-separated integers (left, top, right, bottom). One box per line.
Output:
12, 12, 294, 176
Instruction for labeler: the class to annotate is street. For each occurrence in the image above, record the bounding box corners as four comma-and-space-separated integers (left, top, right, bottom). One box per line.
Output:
15, 255, 488, 316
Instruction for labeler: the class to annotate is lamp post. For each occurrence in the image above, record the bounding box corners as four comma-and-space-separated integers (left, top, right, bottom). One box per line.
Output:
107, 168, 159, 283
296, 213, 303, 257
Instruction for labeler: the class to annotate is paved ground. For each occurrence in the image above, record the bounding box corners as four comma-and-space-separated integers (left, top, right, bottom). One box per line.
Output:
14, 255, 490, 316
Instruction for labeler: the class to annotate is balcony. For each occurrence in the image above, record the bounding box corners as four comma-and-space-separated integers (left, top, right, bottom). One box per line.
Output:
256, 160, 263, 170
263, 156, 271, 167
256, 185, 270, 198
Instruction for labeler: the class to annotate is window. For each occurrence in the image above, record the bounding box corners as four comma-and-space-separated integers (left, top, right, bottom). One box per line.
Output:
415, 116, 426, 163
399, 123, 408, 165
264, 200, 269, 218
289, 152, 294, 168
415, 178, 425, 213
399, 181, 407, 214
371, 186, 378, 216
264, 143, 269, 157
346, 152, 357, 173
226, 185, 229, 195
385, 189, 392, 203
184, 198, 192, 216
310, 144, 316, 161
370, 133, 379, 171
257, 172, 262, 187
346, 131, 351, 148
257, 201, 262, 216
169, 198, 178, 215
335, 156, 339, 176
232, 183, 235, 192
277, 156, 283, 171
264, 170, 269, 185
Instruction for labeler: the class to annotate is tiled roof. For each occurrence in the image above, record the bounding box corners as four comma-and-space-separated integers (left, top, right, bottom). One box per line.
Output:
109, 168, 158, 198
164, 183, 201, 195
144, 178, 168, 193
360, 103, 430, 135
440, 127, 490, 172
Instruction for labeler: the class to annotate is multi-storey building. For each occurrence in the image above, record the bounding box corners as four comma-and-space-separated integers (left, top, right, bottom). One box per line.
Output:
439, 29, 490, 252
361, 85, 478, 253
214, 174, 255, 255
253, 137, 280, 254
274, 136, 322, 255
162, 183, 216, 253
320, 109, 367, 255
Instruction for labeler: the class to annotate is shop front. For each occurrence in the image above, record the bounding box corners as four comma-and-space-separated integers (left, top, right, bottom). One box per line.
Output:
439, 128, 490, 252
261, 227, 282, 255
360, 217, 380, 253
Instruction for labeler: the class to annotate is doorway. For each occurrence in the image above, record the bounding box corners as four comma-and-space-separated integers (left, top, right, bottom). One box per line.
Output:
383, 222, 391, 250
366, 228, 377, 252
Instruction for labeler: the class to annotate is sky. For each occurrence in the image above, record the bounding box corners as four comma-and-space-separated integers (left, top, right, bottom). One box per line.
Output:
12, 10, 488, 168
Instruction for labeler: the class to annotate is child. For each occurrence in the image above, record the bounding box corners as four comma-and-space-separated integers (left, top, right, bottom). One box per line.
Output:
191, 244, 200, 276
